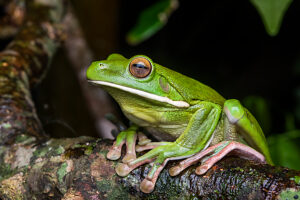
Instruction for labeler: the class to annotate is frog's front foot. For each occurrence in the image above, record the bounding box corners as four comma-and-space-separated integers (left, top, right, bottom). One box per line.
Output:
107, 125, 140, 163
107, 126, 163, 163
115, 143, 192, 193
169, 141, 266, 176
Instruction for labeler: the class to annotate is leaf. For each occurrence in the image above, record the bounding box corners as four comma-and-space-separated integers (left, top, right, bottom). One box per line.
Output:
250, 0, 293, 36
268, 130, 300, 170
126, 0, 178, 45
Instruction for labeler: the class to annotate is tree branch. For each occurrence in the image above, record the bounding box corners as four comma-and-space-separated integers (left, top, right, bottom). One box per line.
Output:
62, 8, 117, 139
0, 0, 66, 144
0, 139, 299, 199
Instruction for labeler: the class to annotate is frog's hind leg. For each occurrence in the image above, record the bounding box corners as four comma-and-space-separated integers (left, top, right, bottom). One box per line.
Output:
169, 99, 270, 176
223, 99, 273, 164
169, 141, 265, 176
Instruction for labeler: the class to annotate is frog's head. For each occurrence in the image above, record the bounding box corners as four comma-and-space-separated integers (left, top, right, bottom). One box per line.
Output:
86, 54, 190, 108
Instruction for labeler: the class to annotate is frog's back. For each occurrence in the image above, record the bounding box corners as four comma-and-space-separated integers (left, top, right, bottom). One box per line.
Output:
156, 64, 226, 105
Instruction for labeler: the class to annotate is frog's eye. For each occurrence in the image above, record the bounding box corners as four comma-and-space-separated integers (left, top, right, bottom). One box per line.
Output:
129, 57, 152, 78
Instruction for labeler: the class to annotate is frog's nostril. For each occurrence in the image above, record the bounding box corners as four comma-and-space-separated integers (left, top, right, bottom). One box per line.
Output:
99, 63, 108, 69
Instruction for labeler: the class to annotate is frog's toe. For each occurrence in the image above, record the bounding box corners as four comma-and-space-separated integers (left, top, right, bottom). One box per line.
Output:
122, 153, 136, 163
121, 131, 137, 163
107, 141, 124, 160
116, 158, 155, 177
107, 125, 139, 161
195, 164, 210, 175
107, 150, 121, 160
139, 158, 169, 193
116, 163, 132, 176
168, 145, 216, 176
195, 153, 223, 175
169, 165, 183, 176
140, 178, 155, 193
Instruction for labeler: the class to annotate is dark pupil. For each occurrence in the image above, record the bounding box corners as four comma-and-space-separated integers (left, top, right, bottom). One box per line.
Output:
132, 62, 149, 76
133, 63, 147, 69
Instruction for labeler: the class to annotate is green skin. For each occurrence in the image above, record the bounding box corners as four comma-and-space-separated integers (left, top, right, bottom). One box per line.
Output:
86, 54, 273, 193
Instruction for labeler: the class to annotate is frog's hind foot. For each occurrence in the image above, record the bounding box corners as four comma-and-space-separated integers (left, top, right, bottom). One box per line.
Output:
169, 141, 266, 176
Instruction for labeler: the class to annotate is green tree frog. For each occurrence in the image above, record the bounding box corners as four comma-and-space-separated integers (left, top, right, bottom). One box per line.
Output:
86, 54, 273, 193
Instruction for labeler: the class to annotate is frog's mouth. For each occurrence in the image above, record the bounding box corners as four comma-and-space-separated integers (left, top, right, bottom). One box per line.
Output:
88, 80, 190, 108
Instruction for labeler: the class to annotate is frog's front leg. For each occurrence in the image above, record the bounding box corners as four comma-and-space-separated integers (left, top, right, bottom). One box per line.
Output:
107, 125, 167, 163
116, 102, 222, 193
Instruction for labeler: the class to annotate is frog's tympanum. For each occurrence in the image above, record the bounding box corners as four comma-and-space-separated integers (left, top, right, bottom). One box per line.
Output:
86, 54, 273, 193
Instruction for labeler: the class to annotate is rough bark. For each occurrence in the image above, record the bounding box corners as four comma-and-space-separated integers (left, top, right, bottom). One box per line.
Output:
0, 0, 66, 145
0, 138, 300, 199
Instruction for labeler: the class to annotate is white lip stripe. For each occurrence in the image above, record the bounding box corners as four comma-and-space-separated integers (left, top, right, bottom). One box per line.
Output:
88, 80, 190, 108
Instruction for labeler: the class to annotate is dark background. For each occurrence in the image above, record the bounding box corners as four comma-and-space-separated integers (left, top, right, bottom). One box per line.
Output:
119, 0, 300, 136
33, 0, 299, 142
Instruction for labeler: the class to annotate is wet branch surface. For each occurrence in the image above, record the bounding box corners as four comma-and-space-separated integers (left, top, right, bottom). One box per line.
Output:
0, 0, 300, 199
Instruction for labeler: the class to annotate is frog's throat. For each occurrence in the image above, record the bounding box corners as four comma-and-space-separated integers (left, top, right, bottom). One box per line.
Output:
88, 80, 190, 108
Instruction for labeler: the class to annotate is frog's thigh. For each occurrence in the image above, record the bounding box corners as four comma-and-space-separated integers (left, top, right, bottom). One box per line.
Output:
223, 99, 262, 146
223, 99, 256, 142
